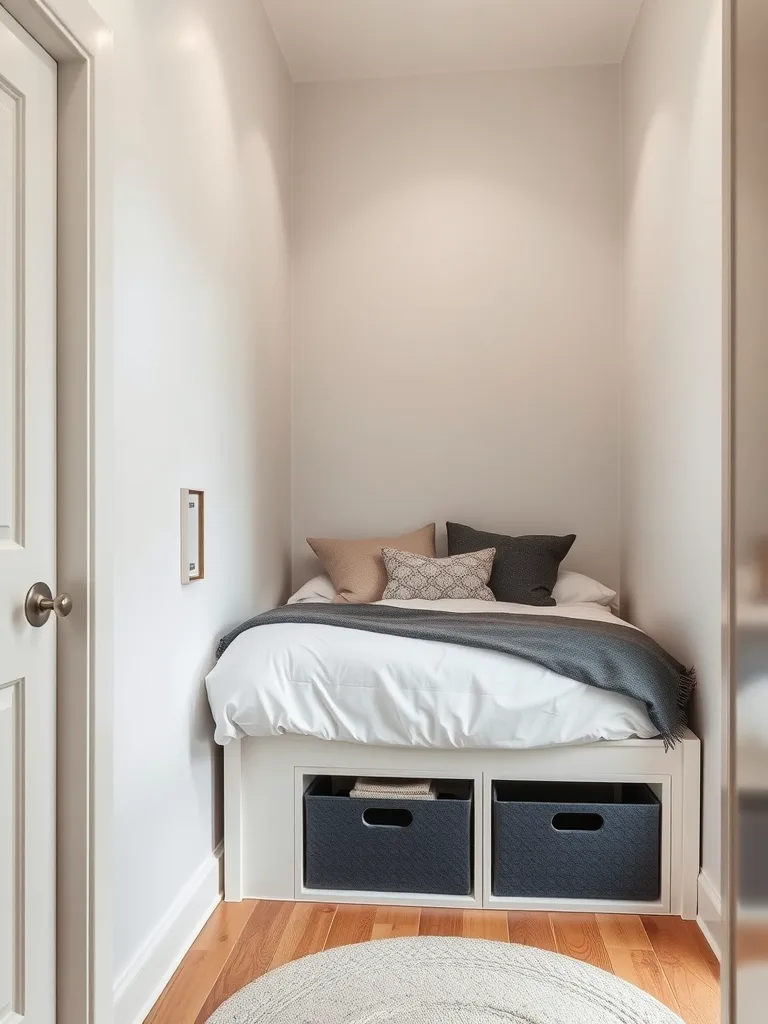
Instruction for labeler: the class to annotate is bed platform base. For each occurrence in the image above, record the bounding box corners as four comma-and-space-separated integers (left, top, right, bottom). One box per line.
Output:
224, 730, 701, 918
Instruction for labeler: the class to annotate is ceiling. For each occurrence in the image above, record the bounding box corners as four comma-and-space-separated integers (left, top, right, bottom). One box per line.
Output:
261, 0, 644, 84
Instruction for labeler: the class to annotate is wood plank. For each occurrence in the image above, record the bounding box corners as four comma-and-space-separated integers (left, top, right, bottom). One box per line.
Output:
550, 913, 612, 973
643, 916, 721, 983
195, 900, 294, 1023
689, 922, 720, 974
145, 951, 208, 1024
419, 907, 464, 936
324, 904, 377, 950
642, 916, 720, 1024
370, 905, 422, 940
146, 901, 256, 1024
506, 912, 557, 951
463, 910, 509, 942
191, 899, 257, 952
606, 947, 682, 1015
595, 914, 653, 952
269, 902, 337, 970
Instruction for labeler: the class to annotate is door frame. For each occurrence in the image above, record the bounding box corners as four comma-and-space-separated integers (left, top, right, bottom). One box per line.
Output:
1, 1, 113, 1022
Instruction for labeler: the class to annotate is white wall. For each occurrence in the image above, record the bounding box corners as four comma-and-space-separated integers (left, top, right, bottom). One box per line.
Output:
292, 67, 623, 589
103, 0, 293, 999
621, 0, 724, 916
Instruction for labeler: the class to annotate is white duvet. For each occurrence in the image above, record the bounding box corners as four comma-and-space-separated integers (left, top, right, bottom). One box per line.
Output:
205, 594, 658, 749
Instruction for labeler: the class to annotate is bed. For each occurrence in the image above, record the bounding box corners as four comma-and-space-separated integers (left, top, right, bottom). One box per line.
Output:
208, 575, 702, 918
207, 590, 659, 750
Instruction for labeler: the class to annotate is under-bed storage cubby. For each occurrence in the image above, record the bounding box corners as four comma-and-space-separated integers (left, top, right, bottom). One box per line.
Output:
304, 776, 473, 896
492, 781, 660, 901
228, 734, 699, 914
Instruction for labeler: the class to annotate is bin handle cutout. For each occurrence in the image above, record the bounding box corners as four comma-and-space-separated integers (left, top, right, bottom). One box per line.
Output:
362, 807, 413, 828
551, 812, 604, 832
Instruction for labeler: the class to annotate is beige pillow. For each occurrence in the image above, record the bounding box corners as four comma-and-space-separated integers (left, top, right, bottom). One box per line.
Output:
307, 524, 436, 604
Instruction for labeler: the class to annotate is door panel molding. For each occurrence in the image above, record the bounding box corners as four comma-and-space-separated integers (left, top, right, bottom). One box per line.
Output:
0, 82, 24, 549
0, 677, 24, 1023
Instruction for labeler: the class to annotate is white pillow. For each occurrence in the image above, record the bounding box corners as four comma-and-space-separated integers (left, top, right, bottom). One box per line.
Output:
287, 574, 336, 605
291, 570, 616, 609
552, 570, 617, 607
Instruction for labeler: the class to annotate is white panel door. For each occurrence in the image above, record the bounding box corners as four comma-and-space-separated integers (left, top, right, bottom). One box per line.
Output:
0, 7, 57, 1024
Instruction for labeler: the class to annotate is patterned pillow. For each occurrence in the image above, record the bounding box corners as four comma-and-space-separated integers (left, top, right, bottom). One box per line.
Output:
381, 547, 496, 602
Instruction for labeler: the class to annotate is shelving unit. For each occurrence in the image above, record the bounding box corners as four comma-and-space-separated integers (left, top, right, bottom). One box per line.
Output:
223, 730, 701, 918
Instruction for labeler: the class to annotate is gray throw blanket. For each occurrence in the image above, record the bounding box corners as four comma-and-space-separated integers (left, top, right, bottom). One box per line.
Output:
216, 604, 695, 747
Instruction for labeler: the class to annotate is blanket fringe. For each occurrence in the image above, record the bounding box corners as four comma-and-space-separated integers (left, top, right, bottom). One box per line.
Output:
663, 665, 697, 750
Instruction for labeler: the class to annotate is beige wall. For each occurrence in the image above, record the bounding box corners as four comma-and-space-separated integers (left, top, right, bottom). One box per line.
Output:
291, 67, 623, 588
622, 0, 724, 910
106, 0, 293, 986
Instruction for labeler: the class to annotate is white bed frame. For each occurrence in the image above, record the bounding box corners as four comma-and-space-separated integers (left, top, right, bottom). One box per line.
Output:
223, 730, 701, 918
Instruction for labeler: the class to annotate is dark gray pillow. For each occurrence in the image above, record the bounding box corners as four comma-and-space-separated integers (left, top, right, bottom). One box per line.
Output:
446, 523, 576, 606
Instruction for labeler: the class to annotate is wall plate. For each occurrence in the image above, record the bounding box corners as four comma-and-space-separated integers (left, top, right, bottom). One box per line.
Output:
180, 488, 204, 584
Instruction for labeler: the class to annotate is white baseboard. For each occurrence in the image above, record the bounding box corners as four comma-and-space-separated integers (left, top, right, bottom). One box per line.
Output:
697, 870, 723, 962
113, 843, 224, 1024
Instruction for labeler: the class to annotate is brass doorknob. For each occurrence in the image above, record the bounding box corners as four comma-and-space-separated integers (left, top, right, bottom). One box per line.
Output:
24, 582, 73, 627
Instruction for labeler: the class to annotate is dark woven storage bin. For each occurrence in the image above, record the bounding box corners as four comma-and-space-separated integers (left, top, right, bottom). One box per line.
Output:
304, 776, 473, 895
492, 781, 660, 901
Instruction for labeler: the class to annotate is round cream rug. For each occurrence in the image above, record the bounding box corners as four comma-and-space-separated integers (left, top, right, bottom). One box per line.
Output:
206, 936, 683, 1023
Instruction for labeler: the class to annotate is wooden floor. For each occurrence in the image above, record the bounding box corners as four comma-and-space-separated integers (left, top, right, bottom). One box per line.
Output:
145, 902, 720, 1024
